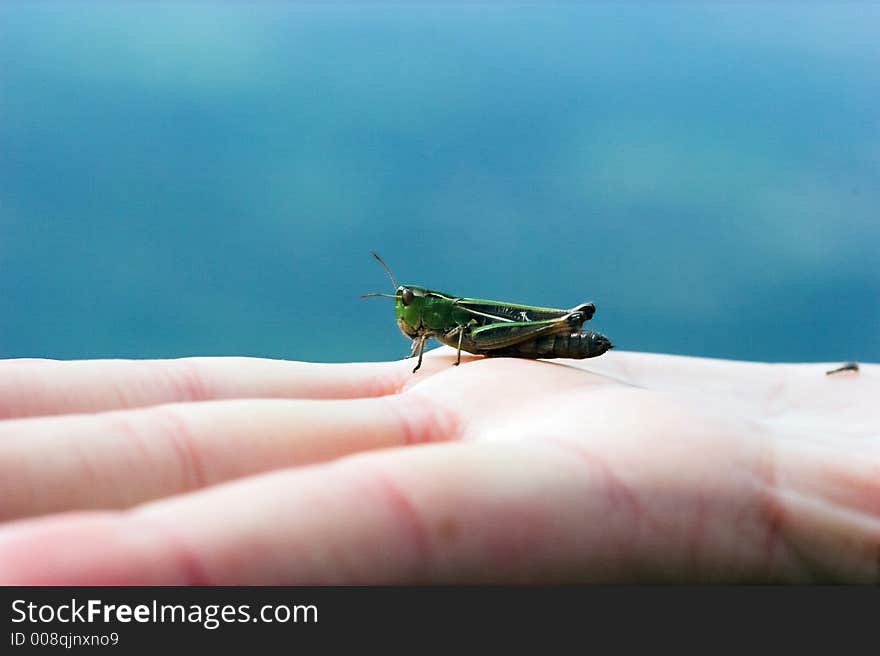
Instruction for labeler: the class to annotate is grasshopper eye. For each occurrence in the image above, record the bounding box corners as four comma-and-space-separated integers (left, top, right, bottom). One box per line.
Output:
401, 288, 415, 306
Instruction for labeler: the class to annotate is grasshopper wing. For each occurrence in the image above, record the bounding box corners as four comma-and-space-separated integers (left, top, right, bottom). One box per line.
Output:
467, 316, 577, 350
435, 294, 595, 326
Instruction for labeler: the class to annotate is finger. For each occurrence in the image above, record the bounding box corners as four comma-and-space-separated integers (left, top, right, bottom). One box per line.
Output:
3, 426, 877, 584
0, 441, 674, 585
0, 393, 460, 521
0, 355, 456, 419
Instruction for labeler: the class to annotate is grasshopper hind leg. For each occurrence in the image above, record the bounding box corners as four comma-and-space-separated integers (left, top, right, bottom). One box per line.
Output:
568, 302, 596, 326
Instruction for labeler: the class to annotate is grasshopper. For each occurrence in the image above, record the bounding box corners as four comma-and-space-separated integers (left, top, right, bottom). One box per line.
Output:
364, 252, 613, 373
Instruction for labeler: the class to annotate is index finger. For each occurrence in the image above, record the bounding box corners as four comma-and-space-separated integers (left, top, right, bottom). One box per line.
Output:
0, 355, 454, 420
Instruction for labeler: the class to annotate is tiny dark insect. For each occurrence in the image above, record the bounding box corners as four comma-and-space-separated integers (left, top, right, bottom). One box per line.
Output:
825, 362, 859, 375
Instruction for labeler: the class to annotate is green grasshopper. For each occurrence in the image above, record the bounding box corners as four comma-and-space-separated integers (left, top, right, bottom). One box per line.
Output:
364, 252, 613, 373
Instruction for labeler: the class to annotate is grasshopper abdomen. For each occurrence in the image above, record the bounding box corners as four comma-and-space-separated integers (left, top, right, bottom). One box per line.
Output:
483, 330, 613, 360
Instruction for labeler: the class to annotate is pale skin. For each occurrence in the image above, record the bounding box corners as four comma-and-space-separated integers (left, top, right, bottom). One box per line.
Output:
0, 349, 877, 584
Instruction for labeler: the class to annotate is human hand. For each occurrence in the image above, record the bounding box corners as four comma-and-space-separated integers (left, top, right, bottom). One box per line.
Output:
0, 349, 876, 583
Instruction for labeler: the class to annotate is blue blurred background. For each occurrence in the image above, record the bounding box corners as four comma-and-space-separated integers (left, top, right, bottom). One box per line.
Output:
2, 3, 878, 363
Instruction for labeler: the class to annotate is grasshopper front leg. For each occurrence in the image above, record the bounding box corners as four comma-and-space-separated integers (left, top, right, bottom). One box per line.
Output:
407, 332, 430, 373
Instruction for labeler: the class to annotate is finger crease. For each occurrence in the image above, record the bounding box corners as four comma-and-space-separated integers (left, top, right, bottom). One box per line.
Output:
384, 393, 462, 446
132, 513, 213, 586
170, 359, 210, 403
367, 468, 432, 576
149, 406, 208, 492
755, 440, 794, 580
367, 369, 408, 399
545, 436, 644, 519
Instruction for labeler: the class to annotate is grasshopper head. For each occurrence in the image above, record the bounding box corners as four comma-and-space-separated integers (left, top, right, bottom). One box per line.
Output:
363, 253, 431, 340
394, 285, 429, 338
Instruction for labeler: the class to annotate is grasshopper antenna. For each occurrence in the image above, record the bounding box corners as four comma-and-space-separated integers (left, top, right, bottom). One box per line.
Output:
370, 251, 399, 290
360, 292, 396, 299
